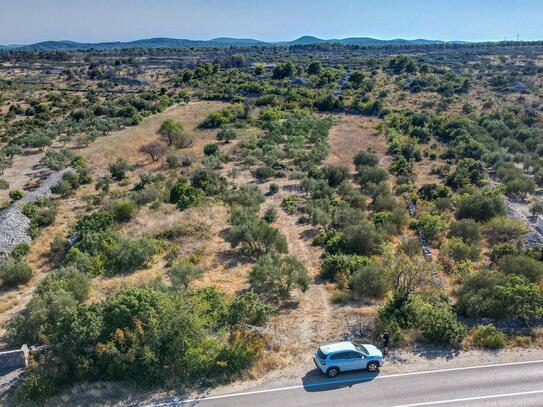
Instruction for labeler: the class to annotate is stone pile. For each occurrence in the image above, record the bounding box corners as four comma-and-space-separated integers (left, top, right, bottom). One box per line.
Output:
0, 168, 72, 260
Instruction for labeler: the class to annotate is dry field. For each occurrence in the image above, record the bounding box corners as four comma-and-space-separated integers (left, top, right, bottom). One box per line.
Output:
325, 114, 389, 172
0, 100, 228, 339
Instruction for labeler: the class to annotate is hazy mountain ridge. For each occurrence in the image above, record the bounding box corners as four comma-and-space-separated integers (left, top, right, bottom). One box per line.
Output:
0, 36, 464, 50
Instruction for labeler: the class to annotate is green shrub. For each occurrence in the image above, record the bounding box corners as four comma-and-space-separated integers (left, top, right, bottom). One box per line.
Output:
22, 198, 58, 238
397, 236, 421, 257
331, 289, 351, 304
353, 149, 379, 167
457, 271, 506, 318
38, 266, 91, 302
324, 165, 349, 187
229, 219, 287, 258
342, 220, 384, 256
320, 253, 371, 281
228, 292, 273, 326
443, 237, 480, 262
486, 217, 528, 243
281, 195, 300, 215
495, 275, 543, 322
62, 248, 101, 275
417, 183, 452, 201
165, 154, 180, 169
50, 179, 72, 197
9, 189, 24, 200
470, 324, 506, 349
498, 255, 543, 282
112, 199, 137, 222
169, 261, 203, 288
198, 105, 243, 129
10, 243, 30, 260
157, 118, 191, 147
191, 168, 227, 196
217, 128, 237, 143
0, 259, 33, 287
154, 224, 210, 242
74, 210, 114, 237
217, 328, 265, 374
203, 143, 220, 156
456, 190, 506, 222
105, 236, 159, 275
413, 296, 467, 346
357, 166, 388, 189
10, 284, 267, 400
489, 242, 518, 263
0, 179, 9, 190
49, 234, 68, 260
169, 179, 205, 210
350, 263, 391, 299
412, 213, 447, 243
223, 184, 264, 208
248, 254, 309, 299
109, 158, 132, 181
269, 183, 279, 194
253, 166, 275, 181
41, 149, 75, 170
448, 219, 482, 244
263, 206, 278, 224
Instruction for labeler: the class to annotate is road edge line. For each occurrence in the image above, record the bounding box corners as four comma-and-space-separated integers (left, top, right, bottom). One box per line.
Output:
143, 358, 543, 406
392, 389, 543, 407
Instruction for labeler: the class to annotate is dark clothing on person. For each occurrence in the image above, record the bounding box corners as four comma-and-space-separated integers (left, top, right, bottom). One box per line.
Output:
382, 332, 390, 348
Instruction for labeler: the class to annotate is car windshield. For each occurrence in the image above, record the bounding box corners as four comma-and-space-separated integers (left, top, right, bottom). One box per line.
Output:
355, 345, 369, 356
317, 349, 327, 360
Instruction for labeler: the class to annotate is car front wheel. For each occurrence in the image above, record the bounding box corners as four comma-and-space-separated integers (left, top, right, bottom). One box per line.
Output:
367, 361, 379, 373
326, 367, 339, 378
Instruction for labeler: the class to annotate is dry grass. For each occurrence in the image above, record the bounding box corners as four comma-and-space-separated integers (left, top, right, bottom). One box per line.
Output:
0, 101, 229, 339
0, 150, 46, 202
325, 114, 389, 172
0, 293, 21, 315
81, 100, 227, 172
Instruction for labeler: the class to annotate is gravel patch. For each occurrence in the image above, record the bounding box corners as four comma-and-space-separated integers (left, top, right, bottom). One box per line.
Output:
0, 168, 73, 260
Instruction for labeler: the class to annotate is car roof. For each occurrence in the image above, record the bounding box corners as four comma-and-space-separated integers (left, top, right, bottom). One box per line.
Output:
319, 341, 356, 354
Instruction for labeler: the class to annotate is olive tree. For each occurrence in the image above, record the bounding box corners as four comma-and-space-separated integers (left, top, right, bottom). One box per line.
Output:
248, 254, 309, 299
157, 119, 191, 147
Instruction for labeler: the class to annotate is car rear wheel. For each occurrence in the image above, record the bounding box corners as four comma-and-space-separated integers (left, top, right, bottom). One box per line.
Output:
326, 367, 339, 378
367, 361, 379, 373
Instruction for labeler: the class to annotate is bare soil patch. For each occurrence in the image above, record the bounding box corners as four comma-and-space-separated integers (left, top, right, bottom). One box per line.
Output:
325, 115, 389, 172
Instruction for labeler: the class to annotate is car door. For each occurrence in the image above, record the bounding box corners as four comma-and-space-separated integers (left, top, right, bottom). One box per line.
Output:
347, 351, 366, 370
330, 352, 353, 371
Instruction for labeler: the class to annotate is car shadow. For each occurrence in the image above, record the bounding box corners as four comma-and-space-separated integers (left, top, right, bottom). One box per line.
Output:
301, 368, 379, 392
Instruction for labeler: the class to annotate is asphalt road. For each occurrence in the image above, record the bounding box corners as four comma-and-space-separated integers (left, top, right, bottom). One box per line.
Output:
147, 359, 543, 407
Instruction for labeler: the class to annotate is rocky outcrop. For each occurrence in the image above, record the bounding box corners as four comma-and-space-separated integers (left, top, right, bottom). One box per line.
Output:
0, 168, 73, 259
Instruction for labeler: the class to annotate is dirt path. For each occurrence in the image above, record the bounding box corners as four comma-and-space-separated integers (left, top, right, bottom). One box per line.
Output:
265, 183, 335, 352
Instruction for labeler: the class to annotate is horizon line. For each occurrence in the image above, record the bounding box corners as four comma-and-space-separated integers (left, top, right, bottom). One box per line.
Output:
4, 34, 540, 47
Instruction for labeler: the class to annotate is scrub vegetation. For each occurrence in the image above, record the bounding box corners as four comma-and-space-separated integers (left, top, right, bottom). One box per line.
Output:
1, 41, 543, 403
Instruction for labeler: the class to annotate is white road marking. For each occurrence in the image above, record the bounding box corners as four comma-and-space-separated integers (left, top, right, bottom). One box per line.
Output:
392, 389, 543, 406
144, 358, 543, 406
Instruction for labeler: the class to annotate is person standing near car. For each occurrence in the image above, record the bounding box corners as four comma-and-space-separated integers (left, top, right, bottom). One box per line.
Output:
382, 330, 390, 355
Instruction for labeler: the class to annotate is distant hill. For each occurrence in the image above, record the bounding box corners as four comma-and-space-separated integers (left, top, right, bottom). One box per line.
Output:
0, 36, 467, 51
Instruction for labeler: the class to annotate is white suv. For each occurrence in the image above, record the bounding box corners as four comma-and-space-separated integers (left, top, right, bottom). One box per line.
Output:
313, 341, 383, 378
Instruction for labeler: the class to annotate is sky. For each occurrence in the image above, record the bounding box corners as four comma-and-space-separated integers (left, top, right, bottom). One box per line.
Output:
1, 0, 543, 44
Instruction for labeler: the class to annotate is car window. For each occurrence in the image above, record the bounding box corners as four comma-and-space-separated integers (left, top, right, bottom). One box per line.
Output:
317, 349, 327, 360
348, 351, 363, 358
355, 345, 369, 356
330, 352, 350, 360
